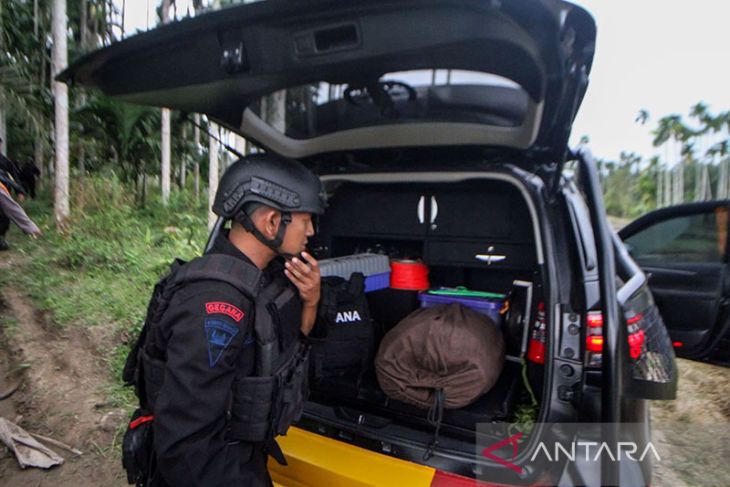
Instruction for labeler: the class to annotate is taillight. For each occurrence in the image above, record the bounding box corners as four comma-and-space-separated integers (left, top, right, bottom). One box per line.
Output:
430, 469, 506, 487
527, 302, 547, 364
586, 335, 604, 353
585, 310, 647, 366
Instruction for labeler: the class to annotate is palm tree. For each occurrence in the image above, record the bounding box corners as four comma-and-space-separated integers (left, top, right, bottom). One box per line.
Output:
1, 0, 52, 159
160, 0, 172, 204
635, 109, 649, 126
76, 97, 161, 201
653, 114, 691, 204
53, 0, 70, 228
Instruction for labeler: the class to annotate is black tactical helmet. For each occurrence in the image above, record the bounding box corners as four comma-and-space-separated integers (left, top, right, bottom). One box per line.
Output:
212, 153, 325, 255
213, 153, 325, 219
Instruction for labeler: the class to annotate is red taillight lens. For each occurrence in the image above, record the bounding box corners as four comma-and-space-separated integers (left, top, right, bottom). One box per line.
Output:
527, 301, 547, 365
430, 470, 505, 487
586, 335, 604, 353
626, 313, 643, 325
585, 310, 647, 364
673, 341, 683, 348
628, 329, 646, 359
527, 339, 546, 364
586, 311, 603, 328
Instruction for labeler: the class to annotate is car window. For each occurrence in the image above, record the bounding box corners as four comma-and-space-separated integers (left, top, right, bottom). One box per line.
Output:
624, 209, 728, 263
249, 69, 529, 140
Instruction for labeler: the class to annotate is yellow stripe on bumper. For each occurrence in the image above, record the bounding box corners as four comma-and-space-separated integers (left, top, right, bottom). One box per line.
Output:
269, 427, 436, 487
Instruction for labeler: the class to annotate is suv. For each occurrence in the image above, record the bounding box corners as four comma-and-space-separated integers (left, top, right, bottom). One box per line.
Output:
61, 1, 685, 485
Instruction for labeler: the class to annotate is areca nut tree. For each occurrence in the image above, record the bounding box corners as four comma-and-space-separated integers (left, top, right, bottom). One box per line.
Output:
53, 0, 70, 227
208, 120, 219, 230
160, 0, 172, 204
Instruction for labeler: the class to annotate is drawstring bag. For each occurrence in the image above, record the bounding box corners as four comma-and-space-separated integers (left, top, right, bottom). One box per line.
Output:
376, 303, 504, 409
375, 303, 505, 457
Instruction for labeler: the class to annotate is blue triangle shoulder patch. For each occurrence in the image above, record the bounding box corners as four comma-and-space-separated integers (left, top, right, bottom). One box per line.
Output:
204, 319, 239, 367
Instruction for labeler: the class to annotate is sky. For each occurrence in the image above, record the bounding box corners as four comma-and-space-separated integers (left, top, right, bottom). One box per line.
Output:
120, 0, 730, 163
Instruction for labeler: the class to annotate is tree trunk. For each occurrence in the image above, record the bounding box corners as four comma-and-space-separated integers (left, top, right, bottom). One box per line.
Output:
234, 133, 246, 160
77, 87, 88, 186
262, 90, 286, 132
160, 0, 172, 205
79, 0, 87, 49
34, 0, 39, 36
194, 160, 200, 202
121, 0, 126, 36
180, 124, 188, 189
0, 93, 6, 155
193, 114, 201, 148
161, 108, 171, 203
141, 172, 148, 208
35, 125, 45, 186
208, 122, 219, 230
53, 0, 70, 229
0, 0, 4, 154
193, 114, 201, 201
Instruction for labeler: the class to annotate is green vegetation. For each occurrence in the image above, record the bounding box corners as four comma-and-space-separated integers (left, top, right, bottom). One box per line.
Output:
590, 103, 730, 219
4, 175, 209, 407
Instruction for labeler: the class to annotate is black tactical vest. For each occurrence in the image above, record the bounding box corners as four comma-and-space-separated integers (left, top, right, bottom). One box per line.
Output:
123, 254, 309, 446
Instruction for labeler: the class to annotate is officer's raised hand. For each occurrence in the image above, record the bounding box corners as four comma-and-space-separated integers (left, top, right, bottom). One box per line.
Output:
285, 252, 321, 306
280, 212, 321, 335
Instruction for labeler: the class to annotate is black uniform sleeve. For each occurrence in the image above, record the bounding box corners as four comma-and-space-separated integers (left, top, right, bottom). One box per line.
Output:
153, 282, 261, 486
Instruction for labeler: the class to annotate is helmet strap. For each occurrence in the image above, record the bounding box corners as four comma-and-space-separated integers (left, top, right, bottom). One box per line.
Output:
235, 210, 292, 256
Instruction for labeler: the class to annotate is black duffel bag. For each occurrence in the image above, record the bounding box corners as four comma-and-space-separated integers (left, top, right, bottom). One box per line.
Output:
310, 273, 374, 391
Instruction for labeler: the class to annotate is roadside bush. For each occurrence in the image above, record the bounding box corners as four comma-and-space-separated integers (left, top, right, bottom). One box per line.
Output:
6, 176, 210, 408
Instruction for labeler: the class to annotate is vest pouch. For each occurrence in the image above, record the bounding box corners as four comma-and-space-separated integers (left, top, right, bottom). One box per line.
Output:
140, 351, 165, 411
228, 375, 275, 443
122, 408, 155, 487
272, 343, 310, 437
270, 287, 303, 354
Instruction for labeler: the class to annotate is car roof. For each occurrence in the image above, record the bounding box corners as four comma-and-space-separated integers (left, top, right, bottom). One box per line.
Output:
59, 0, 596, 162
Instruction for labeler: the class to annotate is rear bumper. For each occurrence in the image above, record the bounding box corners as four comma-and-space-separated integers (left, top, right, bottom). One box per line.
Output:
269, 427, 436, 487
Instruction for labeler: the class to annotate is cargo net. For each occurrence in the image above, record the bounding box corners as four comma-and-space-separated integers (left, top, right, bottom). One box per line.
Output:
630, 304, 674, 383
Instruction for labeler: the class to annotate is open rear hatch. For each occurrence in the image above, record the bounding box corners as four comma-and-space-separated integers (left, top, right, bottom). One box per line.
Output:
59, 0, 595, 161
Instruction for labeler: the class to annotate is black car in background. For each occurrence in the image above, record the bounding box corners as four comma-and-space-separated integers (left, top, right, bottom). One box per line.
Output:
60, 1, 696, 485
620, 200, 730, 365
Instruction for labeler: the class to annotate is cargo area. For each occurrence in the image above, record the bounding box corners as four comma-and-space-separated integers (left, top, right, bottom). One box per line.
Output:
304, 175, 545, 449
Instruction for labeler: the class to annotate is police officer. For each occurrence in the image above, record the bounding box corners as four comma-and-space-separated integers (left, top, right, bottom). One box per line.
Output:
140, 153, 326, 486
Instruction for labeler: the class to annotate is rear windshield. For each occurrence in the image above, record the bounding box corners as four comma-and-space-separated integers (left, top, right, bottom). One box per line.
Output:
248, 70, 529, 140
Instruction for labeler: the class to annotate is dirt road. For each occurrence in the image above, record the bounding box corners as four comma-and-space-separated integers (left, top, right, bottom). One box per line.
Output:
1, 256, 126, 486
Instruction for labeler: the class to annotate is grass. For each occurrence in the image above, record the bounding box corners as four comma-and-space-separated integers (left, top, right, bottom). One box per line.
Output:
0, 314, 19, 336
4, 175, 210, 409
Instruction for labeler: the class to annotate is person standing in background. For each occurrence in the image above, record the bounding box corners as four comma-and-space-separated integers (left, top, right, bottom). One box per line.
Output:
19, 159, 41, 199
0, 175, 41, 250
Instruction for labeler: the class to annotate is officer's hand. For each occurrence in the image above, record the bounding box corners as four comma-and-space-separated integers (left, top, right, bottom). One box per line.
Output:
17, 193, 26, 203
284, 252, 321, 309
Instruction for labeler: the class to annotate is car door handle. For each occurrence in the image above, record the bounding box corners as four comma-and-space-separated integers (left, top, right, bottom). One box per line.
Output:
417, 195, 425, 224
